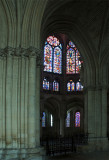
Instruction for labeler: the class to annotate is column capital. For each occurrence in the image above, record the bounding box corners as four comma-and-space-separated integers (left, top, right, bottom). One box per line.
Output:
0, 46, 43, 59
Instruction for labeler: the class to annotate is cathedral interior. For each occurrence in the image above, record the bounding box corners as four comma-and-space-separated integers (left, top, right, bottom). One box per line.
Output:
0, 0, 109, 159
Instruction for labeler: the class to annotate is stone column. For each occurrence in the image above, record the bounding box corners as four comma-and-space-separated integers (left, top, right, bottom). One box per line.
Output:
60, 115, 65, 137
20, 56, 25, 148
28, 53, 36, 148
0, 57, 3, 148
101, 87, 107, 137
12, 56, 18, 148
36, 53, 41, 146
101, 87, 108, 150
17, 57, 21, 148
6, 53, 13, 148
87, 87, 95, 139
24, 57, 29, 148
95, 87, 102, 138
60, 99, 66, 137
2, 57, 6, 148
40, 100, 44, 139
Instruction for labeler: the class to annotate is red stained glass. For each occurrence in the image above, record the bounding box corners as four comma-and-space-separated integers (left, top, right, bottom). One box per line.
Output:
44, 44, 52, 72
66, 41, 82, 74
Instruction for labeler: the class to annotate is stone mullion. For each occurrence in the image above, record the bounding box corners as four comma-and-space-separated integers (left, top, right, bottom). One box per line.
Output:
24, 57, 29, 148
12, 56, 18, 148
0, 58, 3, 148
2, 57, 6, 148
28, 55, 36, 148
20, 57, 25, 148
6, 55, 13, 148
17, 57, 21, 148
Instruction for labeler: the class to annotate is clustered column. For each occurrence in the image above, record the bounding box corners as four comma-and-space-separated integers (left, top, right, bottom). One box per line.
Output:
84, 85, 108, 150
0, 47, 41, 149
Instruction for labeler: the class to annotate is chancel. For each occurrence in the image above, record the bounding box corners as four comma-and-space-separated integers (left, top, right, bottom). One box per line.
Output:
0, 0, 109, 160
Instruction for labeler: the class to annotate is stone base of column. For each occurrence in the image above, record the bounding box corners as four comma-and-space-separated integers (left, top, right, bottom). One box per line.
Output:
76, 137, 109, 153
0, 147, 46, 160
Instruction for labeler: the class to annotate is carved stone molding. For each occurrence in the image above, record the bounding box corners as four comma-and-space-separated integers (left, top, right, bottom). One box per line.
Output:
0, 46, 43, 58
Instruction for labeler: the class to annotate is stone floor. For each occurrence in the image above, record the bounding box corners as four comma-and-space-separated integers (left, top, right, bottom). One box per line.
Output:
44, 151, 109, 160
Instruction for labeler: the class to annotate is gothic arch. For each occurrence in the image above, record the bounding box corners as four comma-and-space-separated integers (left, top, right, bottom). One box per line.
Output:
41, 18, 97, 88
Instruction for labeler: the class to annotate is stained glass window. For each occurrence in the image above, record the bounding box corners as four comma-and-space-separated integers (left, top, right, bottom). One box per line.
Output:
44, 36, 62, 74
43, 78, 49, 90
51, 114, 53, 127
44, 44, 52, 72
53, 47, 62, 74
67, 80, 75, 91
75, 112, 80, 127
76, 80, 83, 91
66, 41, 81, 74
42, 112, 46, 127
53, 80, 59, 91
66, 112, 70, 127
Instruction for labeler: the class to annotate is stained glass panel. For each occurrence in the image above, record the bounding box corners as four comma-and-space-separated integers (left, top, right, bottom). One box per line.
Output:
42, 112, 46, 127
47, 36, 59, 47
66, 41, 82, 74
53, 80, 59, 91
66, 112, 70, 127
75, 112, 80, 127
76, 81, 83, 91
66, 48, 75, 74
43, 78, 49, 90
76, 50, 81, 74
69, 41, 76, 48
67, 80, 75, 91
44, 44, 52, 72
53, 47, 62, 74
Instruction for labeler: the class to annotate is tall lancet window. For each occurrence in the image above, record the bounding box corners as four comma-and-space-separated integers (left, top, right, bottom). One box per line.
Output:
76, 80, 83, 91
66, 41, 81, 74
42, 112, 46, 127
50, 114, 53, 127
53, 80, 59, 91
75, 112, 80, 127
67, 80, 75, 91
44, 36, 62, 74
66, 112, 70, 127
43, 78, 49, 90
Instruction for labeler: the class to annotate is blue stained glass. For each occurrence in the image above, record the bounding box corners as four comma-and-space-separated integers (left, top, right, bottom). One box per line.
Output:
53, 47, 62, 74
53, 80, 59, 91
42, 112, 46, 127
43, 78, 49, 90
66, 112, 70, 127
75, 112, 80, 127
67, 80, 75, 91
69, 41, 76, 48
76, 80, 83, 91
